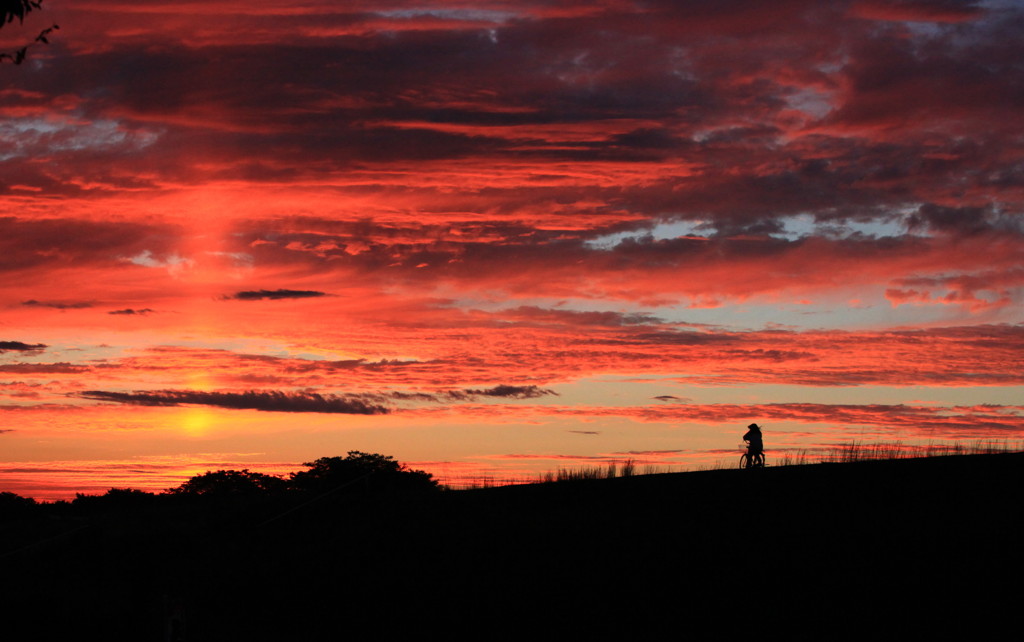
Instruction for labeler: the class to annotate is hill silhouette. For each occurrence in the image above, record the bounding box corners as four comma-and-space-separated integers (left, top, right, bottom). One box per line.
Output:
2, 452, 1019, 639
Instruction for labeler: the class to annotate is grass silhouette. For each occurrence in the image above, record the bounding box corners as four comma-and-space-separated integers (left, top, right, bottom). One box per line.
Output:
531, 438, 1024, 484
774, 438, 1022, 465
539, 458, 638, 482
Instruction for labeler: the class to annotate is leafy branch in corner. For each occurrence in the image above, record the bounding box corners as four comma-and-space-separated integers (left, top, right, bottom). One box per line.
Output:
1, 1, 59, 65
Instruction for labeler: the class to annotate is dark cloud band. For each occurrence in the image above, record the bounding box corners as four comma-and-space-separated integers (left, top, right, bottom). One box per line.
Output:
223, 289, 327, 301
80, 389, 390, 415
22, 300, 93, 310
108, 308, 155, 315
0, 341, 47, 352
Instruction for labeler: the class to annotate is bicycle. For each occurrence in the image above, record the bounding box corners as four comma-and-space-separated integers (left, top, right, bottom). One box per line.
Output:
739, 448, 766, 469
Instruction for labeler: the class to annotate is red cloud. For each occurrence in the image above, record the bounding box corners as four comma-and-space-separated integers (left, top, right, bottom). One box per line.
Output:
849, 0, 985, 23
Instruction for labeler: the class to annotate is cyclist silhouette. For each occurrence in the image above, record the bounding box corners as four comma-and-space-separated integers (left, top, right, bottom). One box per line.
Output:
743, 423, 764, 467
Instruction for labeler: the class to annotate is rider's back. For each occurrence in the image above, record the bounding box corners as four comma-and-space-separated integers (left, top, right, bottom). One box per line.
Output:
743, 423, 763, 453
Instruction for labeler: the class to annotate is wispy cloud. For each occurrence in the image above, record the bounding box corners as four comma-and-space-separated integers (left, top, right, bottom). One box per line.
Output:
21, 300, 92, 310
108, 308, 155, 315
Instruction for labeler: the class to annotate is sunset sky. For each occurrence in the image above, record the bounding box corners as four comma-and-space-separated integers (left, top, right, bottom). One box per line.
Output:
2, 0, 1022, 499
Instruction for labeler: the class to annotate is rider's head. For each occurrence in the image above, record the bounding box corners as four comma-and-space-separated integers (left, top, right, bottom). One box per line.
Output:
748, 423, 760, 430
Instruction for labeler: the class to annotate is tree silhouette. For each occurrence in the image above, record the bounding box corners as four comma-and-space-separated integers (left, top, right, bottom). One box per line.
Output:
71, 487, 158, 510
289, 451, 439, 494
168, 469, 287, 497
0, 490, 36, 517
1, 1, 58, 64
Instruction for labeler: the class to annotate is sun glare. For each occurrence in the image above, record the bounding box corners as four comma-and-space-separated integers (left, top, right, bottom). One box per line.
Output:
179, 406, 215, 437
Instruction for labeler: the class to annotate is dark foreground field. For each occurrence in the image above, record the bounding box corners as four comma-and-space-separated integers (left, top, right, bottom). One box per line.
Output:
4, 453, 1022, 639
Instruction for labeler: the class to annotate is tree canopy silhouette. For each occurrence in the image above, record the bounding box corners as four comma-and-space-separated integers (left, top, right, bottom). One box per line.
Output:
70, 487, 159, 511
168, 469, 287, 497
165, 452, 439, 498
289, 451, 439, 494
1, 1, 58, 64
